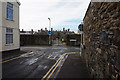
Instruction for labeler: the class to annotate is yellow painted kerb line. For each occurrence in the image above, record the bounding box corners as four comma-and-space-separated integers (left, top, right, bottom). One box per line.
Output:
0, 51, 32, 64
46, 58, 62, 80
42, 52, 79, 80
0, 56, 21, 63
41, 55, 64, 80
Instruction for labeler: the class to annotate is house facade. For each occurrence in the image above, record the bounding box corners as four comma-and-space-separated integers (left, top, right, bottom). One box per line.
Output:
0, 1, 20, 52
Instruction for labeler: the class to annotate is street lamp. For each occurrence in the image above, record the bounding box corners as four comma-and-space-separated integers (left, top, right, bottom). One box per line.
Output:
48, 18, 51, 31
48, 18, 51, 45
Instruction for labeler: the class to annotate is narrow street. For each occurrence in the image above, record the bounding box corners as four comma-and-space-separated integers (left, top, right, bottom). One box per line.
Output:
2, 40, 82, 79
1, 0, 120, 79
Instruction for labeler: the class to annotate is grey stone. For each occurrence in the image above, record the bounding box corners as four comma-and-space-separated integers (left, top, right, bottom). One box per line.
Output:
83, 2, 120, 78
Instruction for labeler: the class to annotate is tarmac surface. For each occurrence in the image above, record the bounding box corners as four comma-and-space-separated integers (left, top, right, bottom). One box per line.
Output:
56, 54, 90, 79
2, 40, 90, 79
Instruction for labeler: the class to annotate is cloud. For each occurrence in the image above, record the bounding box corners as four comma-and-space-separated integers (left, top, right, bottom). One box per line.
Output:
20, 0, 90, 32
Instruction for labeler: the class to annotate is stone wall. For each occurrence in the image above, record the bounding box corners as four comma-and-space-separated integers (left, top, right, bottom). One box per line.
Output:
66, 34, 81, 46
20, 34, 49, 46
83, 2, 120, 79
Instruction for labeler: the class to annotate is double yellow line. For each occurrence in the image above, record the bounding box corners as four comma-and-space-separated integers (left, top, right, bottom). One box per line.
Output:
0, 51, 80, 80
0, 56, 21, 64
0, 51, 32, 64
42, 52, 79, 80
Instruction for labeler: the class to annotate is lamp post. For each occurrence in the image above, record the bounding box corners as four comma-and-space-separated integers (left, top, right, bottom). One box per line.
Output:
48, 18, 51, 31
48, 18, 51, 45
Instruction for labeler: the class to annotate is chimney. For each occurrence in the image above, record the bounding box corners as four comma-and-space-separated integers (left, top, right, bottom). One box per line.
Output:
31, 29, 33, 34
51, 28, 53, 32
38, 30, 40, 33
63, 28, 65, 32
22, 29, 24, 32
45, 28, 47, 31
68, 29, 70, 32
41, 28, 43, 32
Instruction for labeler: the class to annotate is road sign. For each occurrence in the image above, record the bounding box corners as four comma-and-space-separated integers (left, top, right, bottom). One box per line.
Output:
78, 24, 83, 31
79, 31, 83, 34
48, 31, 51, 34
70, 39, 77, 42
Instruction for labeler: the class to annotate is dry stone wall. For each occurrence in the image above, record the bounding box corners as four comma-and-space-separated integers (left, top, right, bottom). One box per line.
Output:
83, 2, 120, 79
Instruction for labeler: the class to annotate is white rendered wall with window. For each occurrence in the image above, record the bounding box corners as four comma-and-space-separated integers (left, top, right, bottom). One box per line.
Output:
0, 1, 2, 27
1, 2, 20, 51
0, 1, 2, 52
0, 27, 2, 52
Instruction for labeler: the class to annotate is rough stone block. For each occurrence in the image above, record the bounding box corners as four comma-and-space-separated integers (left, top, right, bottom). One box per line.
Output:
84, 2, 120, 79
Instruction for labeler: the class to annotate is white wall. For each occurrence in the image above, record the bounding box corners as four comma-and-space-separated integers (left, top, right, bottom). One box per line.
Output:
2, 2, 19, 29
0, 30, 1, 52
1, 2, 20, 51
0, 2, 2, 52
0, 1, 2, 27
2, 28, 20, 51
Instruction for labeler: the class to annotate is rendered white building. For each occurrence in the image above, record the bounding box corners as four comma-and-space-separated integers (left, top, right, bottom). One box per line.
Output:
0, 1, 20, 52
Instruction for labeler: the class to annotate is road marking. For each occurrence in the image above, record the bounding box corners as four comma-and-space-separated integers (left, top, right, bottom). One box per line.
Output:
53, 55, 68, 78
0, 51, 33, 63
42, 52, 79, 80
46, 58, 63, 80
53, 54, 58, 59
49, 54, 59, 60
0, 56, 21, 63
20, 61, 24, 64
47, 54, 52, 59
41, 55, 63, 80
29, 58, 38, 65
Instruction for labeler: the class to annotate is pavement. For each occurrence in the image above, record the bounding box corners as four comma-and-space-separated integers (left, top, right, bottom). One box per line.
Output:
56, 54, 90, 79
1, 40, 90, 80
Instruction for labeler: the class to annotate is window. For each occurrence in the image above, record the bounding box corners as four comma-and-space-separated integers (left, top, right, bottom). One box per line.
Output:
7, 2, 13, 20
6, 28, 13, 44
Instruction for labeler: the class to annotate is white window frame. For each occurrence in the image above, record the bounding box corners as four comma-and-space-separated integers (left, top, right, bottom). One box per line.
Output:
6, 28, 13, 45
6, 2, 13, 20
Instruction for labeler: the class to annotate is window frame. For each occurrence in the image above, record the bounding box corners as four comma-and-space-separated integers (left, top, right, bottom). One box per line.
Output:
6, 2, 13, 20
6, 28, 13, 45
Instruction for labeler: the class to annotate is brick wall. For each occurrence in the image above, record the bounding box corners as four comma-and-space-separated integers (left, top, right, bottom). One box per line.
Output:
83, 2, 120, 78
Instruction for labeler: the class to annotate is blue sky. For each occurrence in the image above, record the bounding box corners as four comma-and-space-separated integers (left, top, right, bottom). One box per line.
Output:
20, 0, 90, 33
55, 19, 83, 31
64, 19, 83, 23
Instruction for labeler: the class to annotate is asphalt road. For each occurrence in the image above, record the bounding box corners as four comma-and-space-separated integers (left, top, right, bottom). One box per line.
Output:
2, 40, 80, 79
